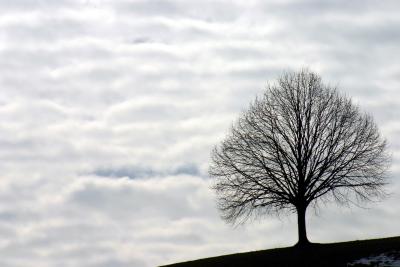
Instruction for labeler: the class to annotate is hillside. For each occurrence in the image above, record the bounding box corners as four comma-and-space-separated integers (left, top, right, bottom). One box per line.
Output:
161, 236, 400, 267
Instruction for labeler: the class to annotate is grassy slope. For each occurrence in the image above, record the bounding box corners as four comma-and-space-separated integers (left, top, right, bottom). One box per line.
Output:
161, 236, 400, 267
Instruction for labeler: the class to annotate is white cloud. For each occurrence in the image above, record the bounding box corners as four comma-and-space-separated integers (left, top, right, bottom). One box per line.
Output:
0, 0, 399, 266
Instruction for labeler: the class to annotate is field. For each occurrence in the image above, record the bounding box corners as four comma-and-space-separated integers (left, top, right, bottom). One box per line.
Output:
161, 236, 400, 267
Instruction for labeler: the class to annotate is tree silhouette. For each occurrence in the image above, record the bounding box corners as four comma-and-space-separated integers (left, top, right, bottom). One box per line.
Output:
209, 70, 389, 246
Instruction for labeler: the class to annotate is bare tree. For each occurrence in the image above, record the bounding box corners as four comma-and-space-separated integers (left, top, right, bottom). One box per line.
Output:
209, 70, 389, 247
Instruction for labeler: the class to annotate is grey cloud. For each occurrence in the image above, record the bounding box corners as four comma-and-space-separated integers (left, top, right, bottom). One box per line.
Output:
2, 17, 88, 44
0, 175, 219, 266
68, 176, 213, 220
0, 224, 17, 239
112, 0, 242, 22
92, 163, 200, 179
89, 259, 145, 267
115, 0, 179, 17
92, 166, 158, 179
105, 99, 186, 122
256, 0, 399, 19
0, 0, 399, 267
0, 0, 74, 13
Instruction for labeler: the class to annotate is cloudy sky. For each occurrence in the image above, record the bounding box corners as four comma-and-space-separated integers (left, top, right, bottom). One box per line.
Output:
0, 0, 399, 266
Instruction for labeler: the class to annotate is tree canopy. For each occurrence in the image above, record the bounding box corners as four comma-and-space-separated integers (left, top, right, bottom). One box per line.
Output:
209, 70, 389, 245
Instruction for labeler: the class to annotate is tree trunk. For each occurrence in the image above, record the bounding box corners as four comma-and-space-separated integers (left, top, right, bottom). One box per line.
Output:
296, 205, 310, 247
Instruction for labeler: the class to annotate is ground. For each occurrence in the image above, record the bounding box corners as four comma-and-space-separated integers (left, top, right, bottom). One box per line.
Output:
161, 236, 400, 267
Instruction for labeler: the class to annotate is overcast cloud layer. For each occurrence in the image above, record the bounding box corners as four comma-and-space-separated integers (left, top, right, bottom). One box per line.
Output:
0, 1, 399, 266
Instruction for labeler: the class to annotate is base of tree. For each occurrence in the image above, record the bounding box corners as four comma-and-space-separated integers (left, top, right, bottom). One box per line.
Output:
294, 240, 312, 249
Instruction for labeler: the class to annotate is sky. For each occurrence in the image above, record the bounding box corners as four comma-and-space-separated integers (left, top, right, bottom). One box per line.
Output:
0, 0, 399, 266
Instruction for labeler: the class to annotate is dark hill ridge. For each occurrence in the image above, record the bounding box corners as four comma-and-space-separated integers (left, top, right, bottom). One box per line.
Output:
161, 236, 400, 267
